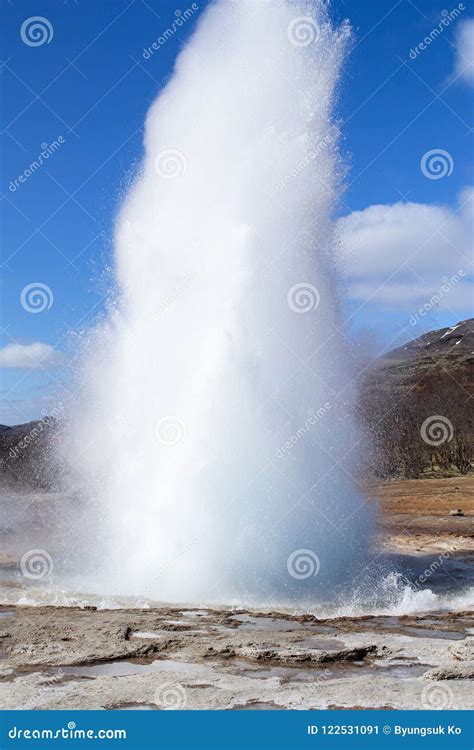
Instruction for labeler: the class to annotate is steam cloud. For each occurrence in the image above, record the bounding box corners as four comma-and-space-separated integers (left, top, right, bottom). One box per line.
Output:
68, 0, 374, 606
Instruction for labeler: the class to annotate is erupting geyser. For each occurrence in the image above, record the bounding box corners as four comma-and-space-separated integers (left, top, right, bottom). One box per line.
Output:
70, 0, 374, 606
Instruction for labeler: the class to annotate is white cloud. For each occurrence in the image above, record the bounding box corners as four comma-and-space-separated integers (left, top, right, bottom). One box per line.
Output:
0, 342, 65, 370
336, 188, 473, 314
454, 18, 474, 85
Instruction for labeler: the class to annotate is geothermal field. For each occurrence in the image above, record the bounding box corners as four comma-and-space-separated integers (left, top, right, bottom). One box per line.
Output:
1, 0, 472, 718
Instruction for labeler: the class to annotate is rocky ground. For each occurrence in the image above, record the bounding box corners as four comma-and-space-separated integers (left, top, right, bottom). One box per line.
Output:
369, 475, 474, 556
0, 476, 472, 711
0, 605, 472, 710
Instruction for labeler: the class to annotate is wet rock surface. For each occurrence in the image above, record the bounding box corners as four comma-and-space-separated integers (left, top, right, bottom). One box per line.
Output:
0, 605, 472, 710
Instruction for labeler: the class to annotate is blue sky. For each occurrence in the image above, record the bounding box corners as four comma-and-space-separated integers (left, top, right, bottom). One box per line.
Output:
1, 0, 473, 424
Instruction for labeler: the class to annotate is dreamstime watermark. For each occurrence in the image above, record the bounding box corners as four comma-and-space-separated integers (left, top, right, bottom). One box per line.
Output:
287, 282, 320, 313
154, 149, 188, 179
154, 416, 187, 446
20, 282, 54, 313
142, 5, 199, 59
275, 127, 339, 192
154, 682, 188, 709
421, 149, 454, 179
20, 16, 54, 47
420, 415, 454, 446
20, 549, 54, 580
9, 137, 65, 192
8, 403, 64, 459
156, 271, 198, 314
287, 16, 320, 47
409, 270, 465, 326
421, 682, 454, 709
287, 548, 320, 579
18, 670, 65, 711
119, 224, 199, 320
288, 667, 331, 707
312, 667, 331, 684
8, 725, 127, 741
276, 402, 331, 458
401, 537, 466, 593
155, 536, 198, 581
409, 4, 465, 59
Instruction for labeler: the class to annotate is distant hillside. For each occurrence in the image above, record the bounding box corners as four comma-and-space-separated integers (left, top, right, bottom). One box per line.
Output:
1, 320, 473, 489
373, 318, 473, 394
359, 319, 473, 479
0, 418, 61, 490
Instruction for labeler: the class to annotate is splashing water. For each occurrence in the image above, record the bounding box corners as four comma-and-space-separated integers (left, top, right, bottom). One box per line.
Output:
68, 0, 376, 606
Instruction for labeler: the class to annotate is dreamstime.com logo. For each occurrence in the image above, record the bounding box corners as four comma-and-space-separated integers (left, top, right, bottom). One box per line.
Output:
408, 269, 465, 326
154, 149, 188, 179
400, 536, 467, 593
155, 272, 198, 315
9, 138, 65, 192
20, 282, 54, 313
8, 723, 127, 741
154, 682, 188, 709
287, 16, 320, 47
154, 415, 187, 446
287, 282, 320, 313
409, 4, 465, 60
18, 670, 65, 711
20, 16, 54, 46
421, 682, 454, 709
287, 548, 320, 579
142, 4, 199, 59
20, 549, 54, 580
9, 402, 64, 459
276, 402, 332, 457
420, 415, 454, 446
275, 126, 339, 192
155, 535, 198, 582
421, 149, 454, 180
